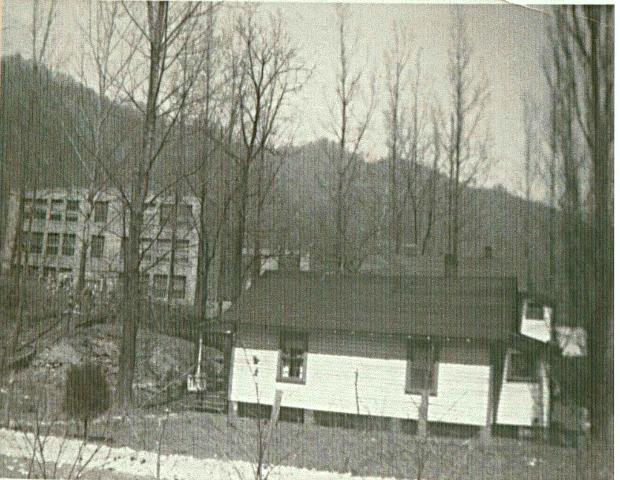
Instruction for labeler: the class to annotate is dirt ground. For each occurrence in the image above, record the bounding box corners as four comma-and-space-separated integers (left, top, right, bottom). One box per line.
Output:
5, 322, 194, 420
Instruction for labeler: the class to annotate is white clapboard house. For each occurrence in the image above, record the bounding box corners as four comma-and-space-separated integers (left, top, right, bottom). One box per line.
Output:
223, 268, 554, 437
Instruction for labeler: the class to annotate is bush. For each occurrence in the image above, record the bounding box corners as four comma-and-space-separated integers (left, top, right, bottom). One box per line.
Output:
64, 362, 110, 438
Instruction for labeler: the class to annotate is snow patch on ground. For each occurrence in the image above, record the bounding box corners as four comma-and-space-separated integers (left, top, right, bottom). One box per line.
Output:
0, 429, 401, 480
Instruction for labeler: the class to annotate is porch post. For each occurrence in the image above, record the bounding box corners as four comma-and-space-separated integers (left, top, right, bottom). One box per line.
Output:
480, 364, 495, 444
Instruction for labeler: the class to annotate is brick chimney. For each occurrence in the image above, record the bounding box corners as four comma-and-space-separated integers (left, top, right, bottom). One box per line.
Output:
444, 253, 458, 277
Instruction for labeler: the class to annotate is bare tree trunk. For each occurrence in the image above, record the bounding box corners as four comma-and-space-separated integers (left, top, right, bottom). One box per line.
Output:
421, 116, 440, 256
166, 190, 179, 302
521, 93, 534, 293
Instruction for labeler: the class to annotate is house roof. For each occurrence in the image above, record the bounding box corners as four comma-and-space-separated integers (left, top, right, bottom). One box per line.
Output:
225, 271, 519, 341
361, 254, 526, 291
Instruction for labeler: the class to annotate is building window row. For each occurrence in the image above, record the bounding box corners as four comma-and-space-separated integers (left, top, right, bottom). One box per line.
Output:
22, 232, 76, 257
21, 232, 102, 259
137, 237, 190, 266
272, 334, 541, 390
152, 274, 186, 300
23, 198, 110, 224
159, 203, 193, 227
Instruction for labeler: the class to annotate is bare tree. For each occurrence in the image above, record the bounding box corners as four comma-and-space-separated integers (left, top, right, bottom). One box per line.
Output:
419, 109, 441, 256
114, 1, 205, 410
550, 5, 614, 442
56, 2, 132, 298
231, 7, 308, 297
442, 6, 490, 261
327, 5, 375, 272
2, 0, 58, 377
191, 2, 221, 322
384, 24, 411, 256
521, 91, 536, 293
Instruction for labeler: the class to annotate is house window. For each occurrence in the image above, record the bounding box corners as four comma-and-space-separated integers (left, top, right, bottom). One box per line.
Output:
160, 203, 193, 226
153, 274, 167, 298
156, 239, 171, 261
66, 200, 79, 222
91, 235, 105, 258
43, 267, 57, 280
49, 200, 64, 221
93, 201, 108, 223
175, 239, 190, 264
160, 204, 173, 225
525, 302, 544, 320
171, 275, 186, 299
45, 233, 60, 256
25, 232, 44, 254
62, 234, 76, 256
406, 338, 439, 395
178, 204, 193, 226
277, 331, 308, 384
139, 273, 150, 294
24, 200, 47, 220
506, 351, 538, 383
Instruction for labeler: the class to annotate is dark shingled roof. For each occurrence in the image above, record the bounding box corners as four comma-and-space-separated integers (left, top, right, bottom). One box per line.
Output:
225, 272, 519, 341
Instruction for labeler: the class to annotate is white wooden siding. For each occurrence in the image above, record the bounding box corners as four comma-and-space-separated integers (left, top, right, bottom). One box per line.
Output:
230, 327, 491, 426
496, 349, 550, 427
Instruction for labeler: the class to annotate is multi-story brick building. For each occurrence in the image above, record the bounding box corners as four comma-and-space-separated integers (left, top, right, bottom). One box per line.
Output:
1, 188, 202, 305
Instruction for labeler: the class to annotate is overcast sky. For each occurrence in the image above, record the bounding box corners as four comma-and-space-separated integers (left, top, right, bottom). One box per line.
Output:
2, 1, 551, 199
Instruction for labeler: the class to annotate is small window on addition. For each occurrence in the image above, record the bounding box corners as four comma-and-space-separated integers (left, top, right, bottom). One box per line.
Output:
506, 351, 538, 383
526, 302, 545, 320
406, 337, 439, 396
277, 331, 307, 384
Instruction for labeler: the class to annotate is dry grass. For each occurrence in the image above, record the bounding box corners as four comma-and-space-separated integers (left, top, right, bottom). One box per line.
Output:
13, 409, 607, 480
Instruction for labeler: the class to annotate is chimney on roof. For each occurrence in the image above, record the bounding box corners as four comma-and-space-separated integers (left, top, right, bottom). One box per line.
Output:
444, 253, 458, 277
484, 245, 492, 259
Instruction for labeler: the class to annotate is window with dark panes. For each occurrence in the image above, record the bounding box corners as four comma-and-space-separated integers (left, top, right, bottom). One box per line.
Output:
406, 338, 439, 395
49, 200, 64, 221
90, 235, 105, 258
156, 239, 171, 261
506, 351, 538, 383
139, 273, 150, 294
93, 201, 108, 223
45, 233, 60, 255
34, 199, 48, 220
62, 233, 76, 256
171, 275, 186, 299
26, 232, 44, 254
153, 274, 167, 298
277, 331, 308, 383
175, 239, 190, 264
66, 200, 79, 222
525, 302, 544, 320
160, 204, 173, 225
160, 203, 192, 226
178, 204, 192, 226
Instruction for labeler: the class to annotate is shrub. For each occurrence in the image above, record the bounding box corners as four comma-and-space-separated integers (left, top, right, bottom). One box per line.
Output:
64, 362, 110, 438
